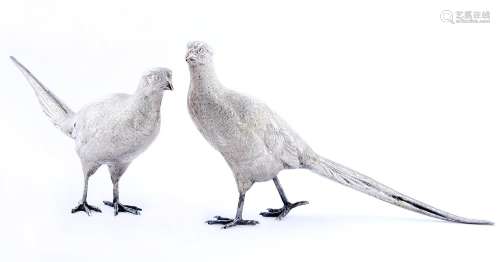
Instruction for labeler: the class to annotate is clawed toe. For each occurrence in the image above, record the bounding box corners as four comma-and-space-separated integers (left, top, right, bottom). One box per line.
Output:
206, 216, 259, 228
71, 202, 101, 216
260, 209, 283, 217
290, 201, 309, 208
221, 219, 259, 229
260, 200, 309, 219
103, 200, 142, 216
206, 216, 232, 224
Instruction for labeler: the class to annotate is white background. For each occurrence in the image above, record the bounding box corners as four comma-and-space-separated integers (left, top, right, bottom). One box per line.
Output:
0, 0, 498, 261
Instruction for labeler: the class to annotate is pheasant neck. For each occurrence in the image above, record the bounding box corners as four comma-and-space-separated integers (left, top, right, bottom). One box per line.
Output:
132, 83, 164, 116
189, 62, 219, 88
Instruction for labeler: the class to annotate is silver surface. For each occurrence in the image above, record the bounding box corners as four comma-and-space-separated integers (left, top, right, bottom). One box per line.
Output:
11, 56, 173, 215
185, 41, 493, 226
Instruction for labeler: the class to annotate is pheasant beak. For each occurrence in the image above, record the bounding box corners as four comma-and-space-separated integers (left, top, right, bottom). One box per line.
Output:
185, 53, 195, 63
164, 81, 173, 91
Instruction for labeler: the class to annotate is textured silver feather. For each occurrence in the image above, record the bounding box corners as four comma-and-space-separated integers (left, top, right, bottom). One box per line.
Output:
309, 157, 493, 224
10, 56, 75, 137
185, 41, 493, 228
11, 56, 173, 216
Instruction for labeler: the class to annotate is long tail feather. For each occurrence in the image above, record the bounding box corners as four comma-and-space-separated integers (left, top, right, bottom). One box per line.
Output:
307, 155, 493, 225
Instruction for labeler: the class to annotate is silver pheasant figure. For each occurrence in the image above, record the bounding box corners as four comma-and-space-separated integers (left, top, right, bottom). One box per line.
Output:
11, 56, 173, 216
185, 41, 493, 228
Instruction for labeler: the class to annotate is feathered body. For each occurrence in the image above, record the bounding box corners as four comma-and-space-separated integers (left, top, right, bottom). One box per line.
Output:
188, 65, 310, 191
74, 91, 162, 164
